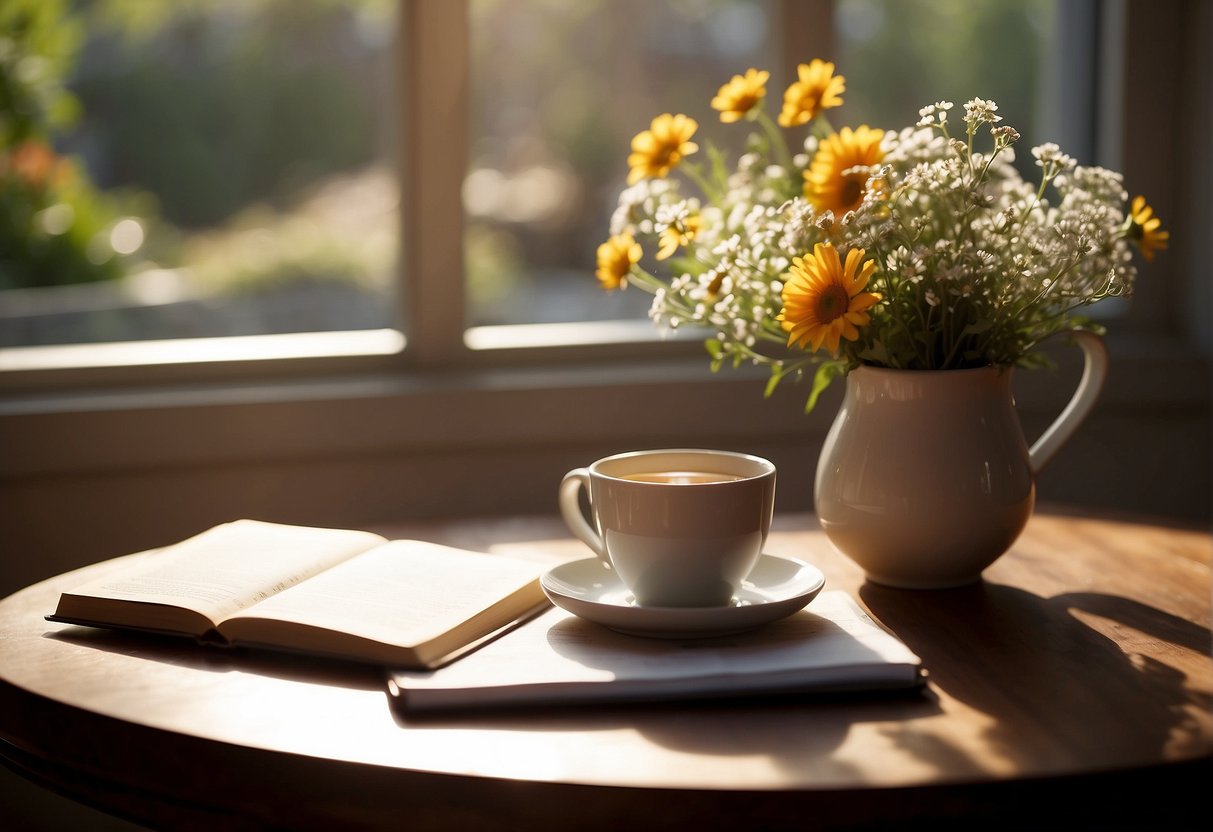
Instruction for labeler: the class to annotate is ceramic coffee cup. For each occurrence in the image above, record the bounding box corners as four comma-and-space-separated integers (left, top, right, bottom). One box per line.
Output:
558, 449, 776, 607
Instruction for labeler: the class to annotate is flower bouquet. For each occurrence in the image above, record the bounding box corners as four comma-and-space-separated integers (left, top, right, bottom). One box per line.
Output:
597, 59, 1168, 411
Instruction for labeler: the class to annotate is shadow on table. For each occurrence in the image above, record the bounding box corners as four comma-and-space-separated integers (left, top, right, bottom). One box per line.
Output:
858, 579, 1212, 825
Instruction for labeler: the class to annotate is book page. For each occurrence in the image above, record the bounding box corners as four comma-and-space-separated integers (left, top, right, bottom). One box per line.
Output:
218, 540, 547, 649
390, 591, 923, 708
62, 520, 387, 623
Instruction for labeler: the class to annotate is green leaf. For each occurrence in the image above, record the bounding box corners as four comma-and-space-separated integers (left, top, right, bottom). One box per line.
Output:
706, 142, 730, 193
764, 365, 784, 398
805, 361, 844, 414
666, 255, 706, 276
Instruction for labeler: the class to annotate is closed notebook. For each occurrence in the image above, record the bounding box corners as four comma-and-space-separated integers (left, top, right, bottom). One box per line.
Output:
388, 590, 926, 712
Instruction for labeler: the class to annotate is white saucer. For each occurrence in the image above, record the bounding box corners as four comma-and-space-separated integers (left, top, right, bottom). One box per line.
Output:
540, 555, 825, 638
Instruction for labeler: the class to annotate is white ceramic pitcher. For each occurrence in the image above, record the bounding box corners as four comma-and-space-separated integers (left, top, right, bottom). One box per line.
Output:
814, 331, 1108, 589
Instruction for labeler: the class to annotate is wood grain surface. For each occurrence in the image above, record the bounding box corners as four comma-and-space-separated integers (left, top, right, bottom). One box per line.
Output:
1, 507, 1209, 830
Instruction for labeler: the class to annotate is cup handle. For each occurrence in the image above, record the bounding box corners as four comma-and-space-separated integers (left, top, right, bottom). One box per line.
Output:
1028, 330, 1108, 474
559, 468, 608, 562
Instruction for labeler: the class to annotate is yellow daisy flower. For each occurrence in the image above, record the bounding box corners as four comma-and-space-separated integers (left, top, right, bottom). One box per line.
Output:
596, 232, 642, 291
656, 213, 702, 260
778, 243, 881, 354
804, 125, 886, 216
1127, 195, 1169, 262
777, 59, 845, 128
711, 68, 770, 123
627, 113, 699, 185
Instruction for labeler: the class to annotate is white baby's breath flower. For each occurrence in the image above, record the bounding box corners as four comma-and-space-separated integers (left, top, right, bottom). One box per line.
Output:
1031, 142, 1076, 172
1055, 165, 1126, 203
782, 197, 811, 225
653, 199, 698, 239
713, 234, 742, 258
916, 100, 954, 127
963, 98, 1002, 128
936, 263, 964, 282
991, 125, 1020, 145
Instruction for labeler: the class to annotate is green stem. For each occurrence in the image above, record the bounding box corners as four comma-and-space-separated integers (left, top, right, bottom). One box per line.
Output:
811, 114, 835, 140
920, 300, 938, 368
1019, 165, 1057, 225
757, 322, 790, 345
965, 124, 977, 178
939, 305, 970, 368
627, 266, 667, 294
755, 109, 796, 173
734, 340, 784, 366
679, 162, 720, 205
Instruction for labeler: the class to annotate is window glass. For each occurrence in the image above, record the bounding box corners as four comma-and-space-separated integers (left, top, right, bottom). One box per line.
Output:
837, 0, 1056, 179
0, 0, 399, 350
835, 1, 1130, 321
465, 0, 777, 328
2, 0, 1069, 353
466, 0, 1060, 330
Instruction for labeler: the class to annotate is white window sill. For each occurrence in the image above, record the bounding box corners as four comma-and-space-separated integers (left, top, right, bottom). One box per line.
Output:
0, 328, 1206, 477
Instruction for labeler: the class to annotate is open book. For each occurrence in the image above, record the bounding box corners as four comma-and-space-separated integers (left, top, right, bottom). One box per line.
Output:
388, 590, 926, 712
47, 519, 550, 668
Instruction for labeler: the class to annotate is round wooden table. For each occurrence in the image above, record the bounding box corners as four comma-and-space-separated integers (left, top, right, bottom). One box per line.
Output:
1, 508, 1210, 830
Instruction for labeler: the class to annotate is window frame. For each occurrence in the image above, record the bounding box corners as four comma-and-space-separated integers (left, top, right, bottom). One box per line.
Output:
0, 0, 1207, 548
0, 0, 1194, 385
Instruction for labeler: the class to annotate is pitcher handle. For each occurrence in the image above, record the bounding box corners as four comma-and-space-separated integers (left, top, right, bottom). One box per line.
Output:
1028, 330, 1108, 474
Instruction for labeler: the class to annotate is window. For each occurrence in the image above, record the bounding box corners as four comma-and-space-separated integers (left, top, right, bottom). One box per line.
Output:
0, 0, 1207, 576
462, 0, 1061, 332
0, 0, 404, 372
464, 0, 779, 329
3, 0, 1194, 370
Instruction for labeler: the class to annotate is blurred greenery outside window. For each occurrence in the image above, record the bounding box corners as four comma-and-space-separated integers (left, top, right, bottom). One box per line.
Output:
0, 0, 1119, 360
0, 0, 400, 352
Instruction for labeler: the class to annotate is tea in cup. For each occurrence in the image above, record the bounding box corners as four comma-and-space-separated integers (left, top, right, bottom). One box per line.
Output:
558, 449, 776, 607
